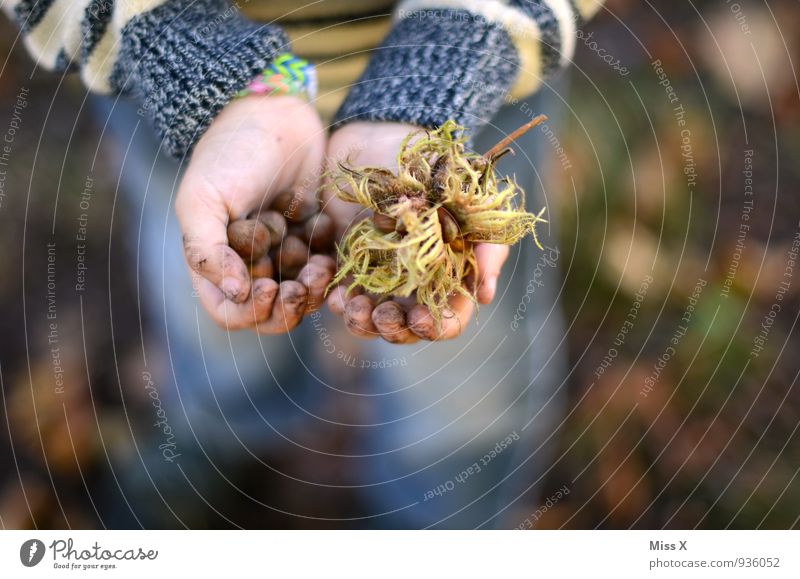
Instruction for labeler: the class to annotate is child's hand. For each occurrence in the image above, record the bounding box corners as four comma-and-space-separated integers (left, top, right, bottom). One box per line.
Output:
323, 122, 510, 344
176, 95, 333, 333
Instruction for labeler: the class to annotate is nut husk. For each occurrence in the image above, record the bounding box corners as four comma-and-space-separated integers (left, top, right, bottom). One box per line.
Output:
327, 118, 548, 324
372, 213, 398, 234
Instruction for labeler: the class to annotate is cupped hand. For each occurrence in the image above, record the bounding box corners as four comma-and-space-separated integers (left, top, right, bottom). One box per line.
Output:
322, 121, 510, 344
176, 95, 334, 333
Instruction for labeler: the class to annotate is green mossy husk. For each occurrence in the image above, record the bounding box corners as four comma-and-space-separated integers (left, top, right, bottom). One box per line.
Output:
328, 119, 548, 324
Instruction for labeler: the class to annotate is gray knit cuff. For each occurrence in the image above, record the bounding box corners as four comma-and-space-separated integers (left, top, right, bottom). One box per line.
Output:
333, 9, 519, 133
110, 0, 290, 158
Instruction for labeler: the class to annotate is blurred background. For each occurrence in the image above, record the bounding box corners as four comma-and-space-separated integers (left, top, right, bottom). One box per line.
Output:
1, 0, 799, 529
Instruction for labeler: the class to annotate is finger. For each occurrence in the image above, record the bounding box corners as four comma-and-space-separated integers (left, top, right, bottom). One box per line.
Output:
297, 260, 335, 313
372, 301, 419, 345
178, 191, 252, 304
256, 281, 308, 334
325, 277, 364, 316
474, 243, 510, 304
197, 277, 279, 330
343, 295, 378, 339
326, 285, 348, 316
407, 294, 475, 341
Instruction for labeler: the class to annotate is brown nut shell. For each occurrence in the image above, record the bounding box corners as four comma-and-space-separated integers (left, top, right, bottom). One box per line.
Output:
272, 235, 309, 280
227, 219, 271, 261
304, 212, 335, 253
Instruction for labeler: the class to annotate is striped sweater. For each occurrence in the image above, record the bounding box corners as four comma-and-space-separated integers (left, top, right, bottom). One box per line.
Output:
2, 0, 604, 158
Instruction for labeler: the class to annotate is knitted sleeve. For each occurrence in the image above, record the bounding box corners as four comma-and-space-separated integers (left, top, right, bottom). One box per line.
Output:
334, 0, 605, 131
2, 0, 290, 158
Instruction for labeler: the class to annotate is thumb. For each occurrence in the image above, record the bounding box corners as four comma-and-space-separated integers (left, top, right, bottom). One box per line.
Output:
177, 185, 252, 303
474, 243, 510, 304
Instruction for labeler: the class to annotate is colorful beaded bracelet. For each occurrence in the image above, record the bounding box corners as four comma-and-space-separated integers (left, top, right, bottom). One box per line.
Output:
237, 53, 317, 101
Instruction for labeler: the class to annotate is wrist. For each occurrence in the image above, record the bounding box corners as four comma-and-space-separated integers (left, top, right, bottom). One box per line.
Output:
332, 9, 517, 134
197, 95, 310, 147
116, 0, 291, 158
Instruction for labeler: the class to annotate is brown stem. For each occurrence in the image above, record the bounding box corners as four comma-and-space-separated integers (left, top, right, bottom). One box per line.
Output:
483, 114, 548, 160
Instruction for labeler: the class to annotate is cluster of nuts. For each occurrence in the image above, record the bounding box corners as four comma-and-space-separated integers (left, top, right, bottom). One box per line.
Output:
328, 118, 548, 323
226, 190, 335, 281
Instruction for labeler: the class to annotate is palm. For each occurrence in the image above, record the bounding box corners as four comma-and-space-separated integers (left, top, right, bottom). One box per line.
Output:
323, 122, 509, 344
175, 95, 333, 333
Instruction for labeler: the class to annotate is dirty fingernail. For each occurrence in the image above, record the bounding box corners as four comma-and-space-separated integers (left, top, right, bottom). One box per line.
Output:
221, 278, 241, 301
256, 284, 277, 303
